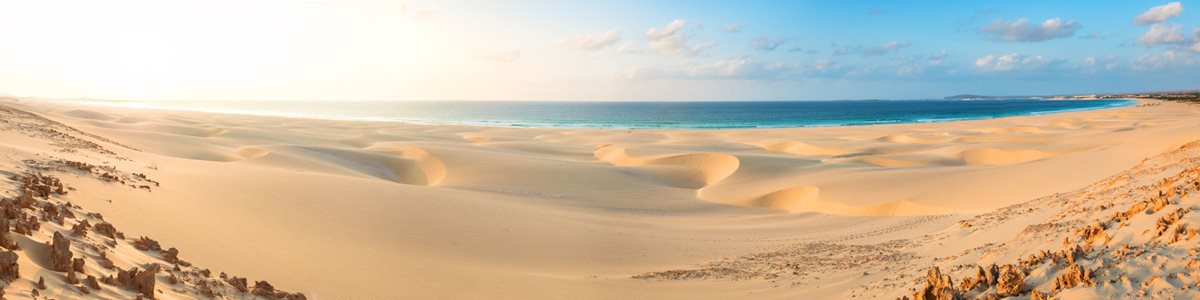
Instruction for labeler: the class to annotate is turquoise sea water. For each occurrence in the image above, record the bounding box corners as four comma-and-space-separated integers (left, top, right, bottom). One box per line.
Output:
86, 99, 1135, 129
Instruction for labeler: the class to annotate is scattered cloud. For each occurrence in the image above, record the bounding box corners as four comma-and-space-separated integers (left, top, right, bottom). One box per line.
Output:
864, 41, 911, 56
1134, 2, 1183, 25
974, 53, 1057, 72
751, 36, 792, 52
1079, 55, 1120, 73
789, 47, 819, 54
614, 41, 642, 54
645, 19, 714, 56
980, 18, 1080, 42
723, 23, 743, 33
1081, 32, 1115, 40
558, 29, 622, 51
835, 41, 910, 56
396, 3, 437, 19
624, 57, 799, 80
474, 51, 520, 63
1139, 23, 1188, 46
928, 50, 948, 65
1132, 50, 1197, 70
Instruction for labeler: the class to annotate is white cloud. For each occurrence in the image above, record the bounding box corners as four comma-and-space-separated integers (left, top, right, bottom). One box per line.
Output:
834, 41, 910, 56
929, 50, 948, 65
751, 36, 790, 51
1139, 23, 1187, 45
645, 19, 713, 56
474, 51, 520, 63
1132, 50, 1197, 70
396, 3, 437, 19
614, 41, 642, 54
1134, 2, 1183, 25
1192, 29, 1200, 53
723, 23, 743, 33
1080, 55, 1119, 73
624, 57, 798, 80
974, 53, 1054, 72
558, 29, 621, 51
980, 18, 1080, 42
863, 41, 910, 56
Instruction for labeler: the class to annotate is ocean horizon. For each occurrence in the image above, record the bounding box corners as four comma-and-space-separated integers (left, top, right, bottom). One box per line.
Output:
73, 99, 1136, 129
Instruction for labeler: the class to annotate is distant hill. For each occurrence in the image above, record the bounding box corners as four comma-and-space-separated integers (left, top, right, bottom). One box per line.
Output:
943, 94, 1040, 100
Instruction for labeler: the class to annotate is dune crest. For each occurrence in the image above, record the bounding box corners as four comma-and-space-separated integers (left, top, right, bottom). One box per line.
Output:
460, 134, 492, 144
877, 134, 944, 144
757, 141, 847, 156
737, 187, 947, 216
377, 146, 448, 186
859, 155, 932, 167
960, 147, 1054, 165
594, 145, 740, 189
64, 109, 117, 121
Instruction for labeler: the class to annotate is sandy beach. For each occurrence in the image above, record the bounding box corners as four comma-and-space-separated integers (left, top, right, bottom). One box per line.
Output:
0, 97, 1198, 299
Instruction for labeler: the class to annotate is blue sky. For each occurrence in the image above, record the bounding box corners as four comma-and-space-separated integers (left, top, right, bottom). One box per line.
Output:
0, 0, 1198, 100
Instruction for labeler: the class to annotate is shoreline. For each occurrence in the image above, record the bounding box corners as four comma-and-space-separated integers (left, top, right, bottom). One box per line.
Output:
37, 97, 1140, 131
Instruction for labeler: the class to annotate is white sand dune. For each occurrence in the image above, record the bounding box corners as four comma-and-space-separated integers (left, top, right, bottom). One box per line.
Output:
3, 97, 1200, 299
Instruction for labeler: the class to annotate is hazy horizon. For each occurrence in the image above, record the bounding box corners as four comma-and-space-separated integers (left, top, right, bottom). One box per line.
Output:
2, 1, 1199, 101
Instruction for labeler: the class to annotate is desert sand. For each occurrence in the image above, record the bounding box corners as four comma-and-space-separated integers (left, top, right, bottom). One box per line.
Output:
2, 97, 1200, 299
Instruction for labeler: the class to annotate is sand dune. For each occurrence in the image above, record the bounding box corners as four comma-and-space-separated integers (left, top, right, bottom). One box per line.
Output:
63, 109, 117, 121
595, 145, 740, 189
756, 141, 848, 156
959, 147, 1055, 165
460, 133, 492, 144
4, 98, 1200, 299
876, 134, 946, 144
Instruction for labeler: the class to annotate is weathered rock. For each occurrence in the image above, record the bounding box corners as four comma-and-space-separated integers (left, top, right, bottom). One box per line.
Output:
135, 264, 160, 299
227, 276, 249, 293
0, 250, 18, 281
163, 247, 179, 264
67, 270, 80, 284
72, 257, 85, 273
995, 264, 1025, 297
49, 232, 73, 272
71, 222, 88, 237
1053, 264, 1095, 291
1030, 289, 1051, 300
37, 276, 46, 289
912, 267, 958, 300
93, 222, 118, 239
133, 236, 161, 251
86, 275, 101, 290
253, 280, 276, 297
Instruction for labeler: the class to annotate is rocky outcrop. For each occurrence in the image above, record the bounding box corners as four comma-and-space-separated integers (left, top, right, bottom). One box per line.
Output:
133, 236, 161, 251
227, 276, 249, 293
0, 250, 18, 281
109, 264, 160, 299
48, 231, 73, 272
85, 275, 101, 290
994, 261, 1024, 296
93, 222, 119, 239
910, 267, 957, 300
1052, 264, 1095, 291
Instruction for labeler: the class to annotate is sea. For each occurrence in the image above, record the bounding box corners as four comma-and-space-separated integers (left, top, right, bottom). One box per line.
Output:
77, 99, 1135, 129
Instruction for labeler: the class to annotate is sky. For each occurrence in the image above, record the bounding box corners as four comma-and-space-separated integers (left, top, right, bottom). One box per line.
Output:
0, 0, 1199, 101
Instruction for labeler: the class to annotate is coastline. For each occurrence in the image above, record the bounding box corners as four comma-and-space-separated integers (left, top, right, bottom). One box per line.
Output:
50, 98, 1138, 130
2, 97, 1200, 298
